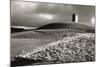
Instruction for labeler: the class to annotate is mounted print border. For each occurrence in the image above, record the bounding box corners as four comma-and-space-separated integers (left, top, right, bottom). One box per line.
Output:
10, 0, 95, 66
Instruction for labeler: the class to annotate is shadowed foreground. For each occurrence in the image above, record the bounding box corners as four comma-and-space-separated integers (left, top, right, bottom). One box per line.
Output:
11, 33, 95, 66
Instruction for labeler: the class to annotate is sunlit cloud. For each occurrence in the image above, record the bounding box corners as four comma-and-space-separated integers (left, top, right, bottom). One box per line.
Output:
39, 14, 54, 20
47, 4, 56, 8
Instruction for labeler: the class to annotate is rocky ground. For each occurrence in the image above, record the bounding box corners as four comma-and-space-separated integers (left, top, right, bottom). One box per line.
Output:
11, 33, 95, 66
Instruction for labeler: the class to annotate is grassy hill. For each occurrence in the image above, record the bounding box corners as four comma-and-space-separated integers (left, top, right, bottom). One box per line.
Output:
36, 23, 95, 33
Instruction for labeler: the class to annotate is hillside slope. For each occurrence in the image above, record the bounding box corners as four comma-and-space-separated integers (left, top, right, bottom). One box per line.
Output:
36, 23, 95, 33
11, 33, 95, 66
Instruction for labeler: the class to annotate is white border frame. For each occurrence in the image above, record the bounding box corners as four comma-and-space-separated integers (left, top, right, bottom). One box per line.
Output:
0, 0, 98, 67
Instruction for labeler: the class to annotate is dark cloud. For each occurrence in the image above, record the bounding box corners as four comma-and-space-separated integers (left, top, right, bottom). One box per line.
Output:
11, 0, 95, 27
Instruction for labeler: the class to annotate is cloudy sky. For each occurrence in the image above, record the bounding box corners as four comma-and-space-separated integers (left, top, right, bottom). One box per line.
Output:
11, 0, 95, 27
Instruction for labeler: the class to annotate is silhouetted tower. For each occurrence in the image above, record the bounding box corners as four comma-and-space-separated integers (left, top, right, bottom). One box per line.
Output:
72, 13, 78, 23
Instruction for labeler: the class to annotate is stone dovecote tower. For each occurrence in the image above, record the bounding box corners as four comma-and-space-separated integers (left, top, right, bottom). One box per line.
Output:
72, 13, 78, 23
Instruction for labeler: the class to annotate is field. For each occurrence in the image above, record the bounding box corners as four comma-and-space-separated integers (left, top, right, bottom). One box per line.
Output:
11, 30, 83, 57
11, 30, 95, 66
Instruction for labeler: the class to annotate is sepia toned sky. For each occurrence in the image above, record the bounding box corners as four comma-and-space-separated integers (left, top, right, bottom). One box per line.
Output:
11, 0, 95, 27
